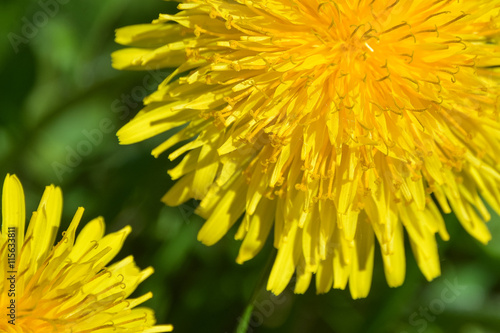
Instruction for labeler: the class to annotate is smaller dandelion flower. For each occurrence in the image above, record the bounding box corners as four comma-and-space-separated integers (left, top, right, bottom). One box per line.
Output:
0, 174, 173, 333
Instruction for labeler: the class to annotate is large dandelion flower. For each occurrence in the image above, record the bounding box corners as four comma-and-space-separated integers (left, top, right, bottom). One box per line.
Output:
113, 0, 500, 298
0, 174, 173, 332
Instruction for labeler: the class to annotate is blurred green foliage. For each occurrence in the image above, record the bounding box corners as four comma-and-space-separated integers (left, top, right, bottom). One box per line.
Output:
1, 1, 500, 332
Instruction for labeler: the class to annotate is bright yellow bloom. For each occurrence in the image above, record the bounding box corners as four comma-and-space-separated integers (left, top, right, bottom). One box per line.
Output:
113, 0, 500, 298
0, 174, 173, 332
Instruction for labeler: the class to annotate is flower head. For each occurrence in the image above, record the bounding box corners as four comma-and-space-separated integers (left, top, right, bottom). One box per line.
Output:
0, 174, 173, 332
113, 0, 500, 298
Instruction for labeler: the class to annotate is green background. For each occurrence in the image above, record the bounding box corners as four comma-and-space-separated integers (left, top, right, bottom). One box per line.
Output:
1, 0, 500, 332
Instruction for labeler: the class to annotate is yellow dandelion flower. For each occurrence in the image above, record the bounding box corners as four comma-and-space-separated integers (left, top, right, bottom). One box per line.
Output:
0, 174, 173, 332
113, 0, 500, 298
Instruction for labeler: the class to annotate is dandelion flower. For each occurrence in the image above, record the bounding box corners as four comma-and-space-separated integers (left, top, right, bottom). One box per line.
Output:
113, 0, 500, 298
0, 174, 173, 332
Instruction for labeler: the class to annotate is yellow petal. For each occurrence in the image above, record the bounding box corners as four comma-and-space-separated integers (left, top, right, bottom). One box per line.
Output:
349, 219, 375, 299
197, 176, 246, 246
236, 198, 275, 264
2, 174, 25, 251
267, 221, 301, 295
